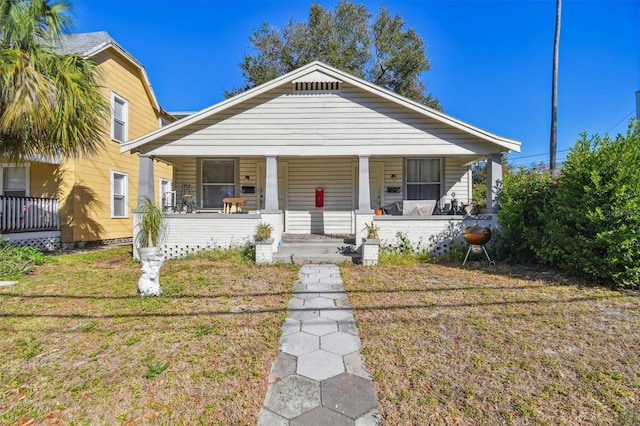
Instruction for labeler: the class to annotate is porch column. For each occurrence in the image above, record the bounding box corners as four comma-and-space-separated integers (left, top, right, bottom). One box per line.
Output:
357, 155, 372, 212
138, 154, 155, 205
486, 153, 502, 212
264, 155, 279, 212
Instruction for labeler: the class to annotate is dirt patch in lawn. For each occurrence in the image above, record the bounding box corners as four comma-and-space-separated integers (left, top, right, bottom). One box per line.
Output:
341, 261, 640, 425
0, 246, 298, 425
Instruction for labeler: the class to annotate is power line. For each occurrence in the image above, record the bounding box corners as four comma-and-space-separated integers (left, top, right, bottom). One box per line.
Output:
509, 110, 636, 162
509, 149, 570, 161
604, 110, 635, 134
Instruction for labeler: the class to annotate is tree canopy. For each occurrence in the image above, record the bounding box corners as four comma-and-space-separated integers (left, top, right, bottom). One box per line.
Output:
226, 0, 441, 110
0, 0, 108, 162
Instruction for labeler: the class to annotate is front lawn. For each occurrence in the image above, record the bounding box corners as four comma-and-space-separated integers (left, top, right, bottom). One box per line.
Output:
2, 246, 638, 425
341, 262, 640, 425
0, 246, 298, 425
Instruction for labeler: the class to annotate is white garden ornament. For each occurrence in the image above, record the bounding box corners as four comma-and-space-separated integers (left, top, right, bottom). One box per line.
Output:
138, 253, 164, 296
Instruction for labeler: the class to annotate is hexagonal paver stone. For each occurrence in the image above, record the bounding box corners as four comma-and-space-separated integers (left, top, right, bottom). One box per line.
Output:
289, 308, 320, 321
343, 351, 372, 379
280, 332, 319, 356
355, 409, 380, 426
293, 281, 308, 292
319, 290, 347, 300
322, 332, 361, 355
309, 281, 340, 292
257, 408, 288, 426
320, 307, 353, 321
304, 297, 335, 309
322, 373, 378, 419
263, 375, 321, 419
335, 296, 352, 308
294, 291, 320, 300
288, 298, 304, 309
301, 317, 339, 336
337, 317, 358, 335
291, 406, 353, 425
269, 352, 297, 382
297, 349, 345, 381
282, 318, 301, 336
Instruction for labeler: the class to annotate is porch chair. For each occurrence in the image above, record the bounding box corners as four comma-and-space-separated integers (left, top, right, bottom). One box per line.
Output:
222, 197, 245, 214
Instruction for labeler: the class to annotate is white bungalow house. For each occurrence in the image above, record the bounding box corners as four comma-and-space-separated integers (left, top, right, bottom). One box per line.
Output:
121, 61, 520, 260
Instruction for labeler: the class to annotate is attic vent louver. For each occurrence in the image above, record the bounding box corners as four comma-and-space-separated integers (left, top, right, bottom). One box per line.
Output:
294, 81, 340, 91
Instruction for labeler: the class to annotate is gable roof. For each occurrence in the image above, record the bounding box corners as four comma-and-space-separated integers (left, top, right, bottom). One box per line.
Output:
121, 61, 521, 154
55, 31, 163, 113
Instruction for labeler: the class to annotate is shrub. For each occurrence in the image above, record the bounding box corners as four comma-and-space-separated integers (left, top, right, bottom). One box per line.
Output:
537, 122, 640, 288
495, 167, 556, 263
0, 240, 45, 278
379, 232, 434, 265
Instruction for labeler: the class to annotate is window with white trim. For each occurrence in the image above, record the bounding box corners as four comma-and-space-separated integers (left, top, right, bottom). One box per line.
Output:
200, 159, 236, 209
111, 171, 128, 218
0, 165, 29, 197
111, 92, 128, 142
405, 158, 441, 201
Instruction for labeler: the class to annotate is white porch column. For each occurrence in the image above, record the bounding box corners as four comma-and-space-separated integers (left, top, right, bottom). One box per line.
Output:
355, 155, 374, 246
264, 155, 279, 212
138, 154, 155, 205
357, 155, 372, 212
486, 153, 502, 212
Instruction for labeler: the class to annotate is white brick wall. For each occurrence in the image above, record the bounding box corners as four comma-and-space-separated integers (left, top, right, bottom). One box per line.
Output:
134, 212, 264, 260
374, 215, 497, 256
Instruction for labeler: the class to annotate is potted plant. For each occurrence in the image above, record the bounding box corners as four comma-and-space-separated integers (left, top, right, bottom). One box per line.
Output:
254, 222, 273, 242
362, 221, 380, 239
135, 197, 167, 261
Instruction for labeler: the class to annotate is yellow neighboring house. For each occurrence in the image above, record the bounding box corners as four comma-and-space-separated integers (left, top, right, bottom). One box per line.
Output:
0, 32, 174, 249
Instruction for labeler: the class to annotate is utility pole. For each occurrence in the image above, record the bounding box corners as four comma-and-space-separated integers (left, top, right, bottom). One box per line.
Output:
550, 0, 561, 172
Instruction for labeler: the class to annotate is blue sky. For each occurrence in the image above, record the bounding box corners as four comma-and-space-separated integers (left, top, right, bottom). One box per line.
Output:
71, 0, 639, 166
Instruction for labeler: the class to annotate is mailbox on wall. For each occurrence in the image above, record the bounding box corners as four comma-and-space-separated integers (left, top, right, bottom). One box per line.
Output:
315, 188, 324, 208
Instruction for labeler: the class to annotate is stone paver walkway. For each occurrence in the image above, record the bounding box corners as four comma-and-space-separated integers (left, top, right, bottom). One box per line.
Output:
258, 264, 379, 425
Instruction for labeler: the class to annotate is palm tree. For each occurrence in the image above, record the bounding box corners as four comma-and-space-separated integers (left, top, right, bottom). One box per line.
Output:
550, 0, 561, 172
0, 0, 108, 162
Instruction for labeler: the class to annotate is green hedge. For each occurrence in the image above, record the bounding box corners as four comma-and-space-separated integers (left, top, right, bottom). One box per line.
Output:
497, 121, 640, 289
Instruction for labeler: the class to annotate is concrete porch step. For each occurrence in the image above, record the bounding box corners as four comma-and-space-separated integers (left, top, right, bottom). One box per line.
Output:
281, 233, 356, 245
273, 242, 359, 264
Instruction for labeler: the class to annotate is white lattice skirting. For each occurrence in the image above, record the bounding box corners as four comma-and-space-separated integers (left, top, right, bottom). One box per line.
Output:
2, 231, 61, 251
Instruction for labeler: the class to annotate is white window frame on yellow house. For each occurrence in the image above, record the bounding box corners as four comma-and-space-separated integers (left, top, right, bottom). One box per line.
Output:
111, 92, 129, 143
111, 170, 128, 218
0, 163, 30, 197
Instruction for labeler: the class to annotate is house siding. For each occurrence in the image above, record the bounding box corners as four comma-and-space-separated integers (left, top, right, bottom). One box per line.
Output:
28, 163, 60, 198
36, 49, 173, 244
145, 84, 506, 157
